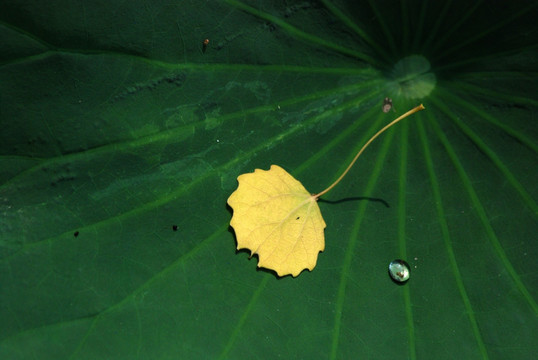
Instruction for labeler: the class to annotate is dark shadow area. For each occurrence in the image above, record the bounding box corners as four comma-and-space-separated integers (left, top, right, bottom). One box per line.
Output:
319, 196, 390, 208
234, 248, 288, 279
225, 202, 233, 216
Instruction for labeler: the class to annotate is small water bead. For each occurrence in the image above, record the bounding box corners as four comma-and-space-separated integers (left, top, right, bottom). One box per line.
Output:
388, 259, 410, 284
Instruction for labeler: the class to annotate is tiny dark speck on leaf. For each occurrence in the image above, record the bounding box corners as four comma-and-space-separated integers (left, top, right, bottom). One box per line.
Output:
296, 217, 300, 220
172, 225, 178, 231
74, 231, 79, 237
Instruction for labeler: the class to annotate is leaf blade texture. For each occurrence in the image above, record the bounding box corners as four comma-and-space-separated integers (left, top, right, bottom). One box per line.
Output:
228, 165, 325, 277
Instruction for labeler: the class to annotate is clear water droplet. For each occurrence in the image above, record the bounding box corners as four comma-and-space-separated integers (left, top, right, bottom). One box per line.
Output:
388, 259, 410, 284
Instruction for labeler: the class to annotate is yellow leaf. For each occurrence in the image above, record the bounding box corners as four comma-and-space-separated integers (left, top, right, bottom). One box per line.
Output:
228, 104, 425, 278
227, 165, 326, 277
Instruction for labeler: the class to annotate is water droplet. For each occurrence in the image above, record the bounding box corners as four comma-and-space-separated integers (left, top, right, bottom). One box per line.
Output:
388, 259, 410, 284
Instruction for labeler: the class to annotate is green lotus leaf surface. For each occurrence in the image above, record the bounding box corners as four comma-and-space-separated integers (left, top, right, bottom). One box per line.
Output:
1, 1, 537, 359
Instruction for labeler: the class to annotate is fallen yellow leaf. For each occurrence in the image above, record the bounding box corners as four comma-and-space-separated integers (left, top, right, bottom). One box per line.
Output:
227, 165, 325, 277
228, 104, 425, 277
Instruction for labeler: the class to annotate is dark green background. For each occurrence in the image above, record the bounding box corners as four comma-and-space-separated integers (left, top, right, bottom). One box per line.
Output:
1, 1, 537, 359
